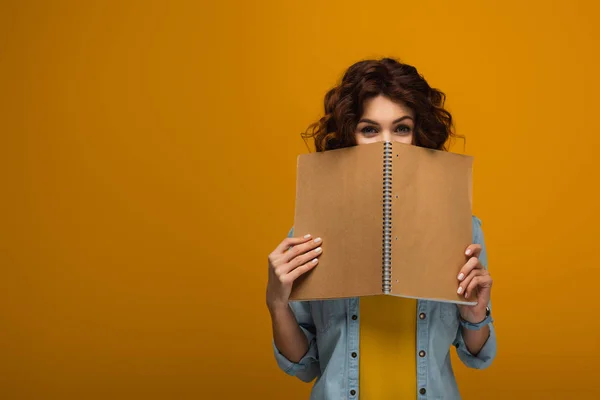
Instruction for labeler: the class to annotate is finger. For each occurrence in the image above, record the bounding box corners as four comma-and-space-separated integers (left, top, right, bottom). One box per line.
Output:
457, 269, 486, 296
272, 234, 314, 256
464, 274, 492, 299
280, 237, 323, 265
270, 235, 318, 267
280, 244, 323, 274
457, 256, 482, 282
464, 244, 482, 258
286, 257, 319, 282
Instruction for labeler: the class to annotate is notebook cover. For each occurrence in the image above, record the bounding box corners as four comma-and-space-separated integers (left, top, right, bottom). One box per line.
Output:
289, 142, 385, 300
389, 142, 475, 305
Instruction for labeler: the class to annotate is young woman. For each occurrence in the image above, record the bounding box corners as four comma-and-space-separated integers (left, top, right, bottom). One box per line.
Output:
266, 58, 496, 399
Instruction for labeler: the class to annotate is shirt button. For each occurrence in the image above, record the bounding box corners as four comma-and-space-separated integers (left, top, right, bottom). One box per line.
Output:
419, 312, 426, 320
350, 389, 356, 396
351, 352, 357, 358
419, 350, 426, 357
419, 388, 426, 395
352, 314, 358, 320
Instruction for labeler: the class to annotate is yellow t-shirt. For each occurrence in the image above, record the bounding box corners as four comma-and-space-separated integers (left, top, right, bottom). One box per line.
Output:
359, 295, 417, 400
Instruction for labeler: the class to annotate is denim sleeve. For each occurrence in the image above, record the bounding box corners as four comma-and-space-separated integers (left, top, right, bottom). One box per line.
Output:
272, 300, 320, 382
272, 226, 320, 382
453, 216, 497, 369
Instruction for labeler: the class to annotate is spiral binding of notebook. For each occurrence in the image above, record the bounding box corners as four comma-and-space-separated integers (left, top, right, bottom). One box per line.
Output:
382, 141, 392, 294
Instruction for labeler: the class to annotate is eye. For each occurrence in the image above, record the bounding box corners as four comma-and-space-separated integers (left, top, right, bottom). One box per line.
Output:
360, 126, 378, 136
395, 124, 412, 134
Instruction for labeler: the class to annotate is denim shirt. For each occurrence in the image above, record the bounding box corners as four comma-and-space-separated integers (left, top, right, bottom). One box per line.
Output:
272, 216, 496, 400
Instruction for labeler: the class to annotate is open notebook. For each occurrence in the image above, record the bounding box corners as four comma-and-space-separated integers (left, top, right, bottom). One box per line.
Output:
289, 141, 476, 305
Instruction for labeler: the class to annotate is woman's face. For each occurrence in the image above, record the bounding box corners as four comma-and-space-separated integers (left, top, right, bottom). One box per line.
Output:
354, 95, 415, 145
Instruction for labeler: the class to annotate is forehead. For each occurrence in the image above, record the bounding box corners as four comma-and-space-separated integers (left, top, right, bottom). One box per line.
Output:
361, 95, 414, 120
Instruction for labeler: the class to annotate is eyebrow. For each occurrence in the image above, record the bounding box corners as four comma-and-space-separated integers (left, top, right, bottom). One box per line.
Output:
358, 116, 414, 125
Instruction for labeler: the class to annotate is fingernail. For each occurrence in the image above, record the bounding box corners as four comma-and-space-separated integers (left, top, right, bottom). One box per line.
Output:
314, 247, 322, 253
457, 286, 463, 294
465, 249, 472, 256
314, 237, 322, 244
458, 273, 464, 281
312, 258, 318, 263
304, 234, 311, 239
465, 292, 469, 298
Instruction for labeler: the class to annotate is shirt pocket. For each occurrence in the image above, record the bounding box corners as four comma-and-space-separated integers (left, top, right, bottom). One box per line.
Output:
311, 299, 345, 334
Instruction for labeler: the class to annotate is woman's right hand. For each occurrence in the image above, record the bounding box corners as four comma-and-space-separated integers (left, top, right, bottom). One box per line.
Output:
266, 233, 323, 310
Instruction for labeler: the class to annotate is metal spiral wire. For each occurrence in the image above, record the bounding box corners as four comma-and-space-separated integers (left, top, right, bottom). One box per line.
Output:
382, 141, 392, 294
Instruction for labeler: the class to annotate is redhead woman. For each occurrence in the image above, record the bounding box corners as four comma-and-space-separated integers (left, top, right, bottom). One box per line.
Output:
267, 58, 495, 400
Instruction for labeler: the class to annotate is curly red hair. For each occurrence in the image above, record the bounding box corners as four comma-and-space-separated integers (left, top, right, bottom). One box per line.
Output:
302, 58, 458, 152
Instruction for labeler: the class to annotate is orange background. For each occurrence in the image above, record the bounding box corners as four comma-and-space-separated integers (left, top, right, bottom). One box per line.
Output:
1, 1, 599, 399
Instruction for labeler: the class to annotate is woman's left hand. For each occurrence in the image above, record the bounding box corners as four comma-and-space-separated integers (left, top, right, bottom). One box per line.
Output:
456, 244, 493, 323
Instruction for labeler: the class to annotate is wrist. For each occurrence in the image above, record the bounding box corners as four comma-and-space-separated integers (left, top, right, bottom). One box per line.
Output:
459, 306, 492, 330
267, 299, 289, 315
460, 303, 488, 322
464, 309, 487, 324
